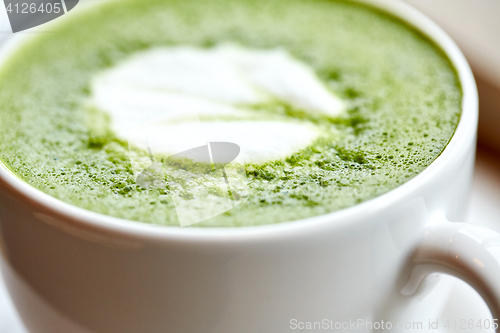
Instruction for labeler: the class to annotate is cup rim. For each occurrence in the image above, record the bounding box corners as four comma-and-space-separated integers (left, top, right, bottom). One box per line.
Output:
0, 0, 478, 241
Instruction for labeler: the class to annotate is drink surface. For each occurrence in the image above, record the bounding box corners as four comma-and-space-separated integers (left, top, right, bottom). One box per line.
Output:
0, 0, 461, 227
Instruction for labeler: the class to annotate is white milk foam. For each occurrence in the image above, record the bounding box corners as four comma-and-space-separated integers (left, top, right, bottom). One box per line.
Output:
91, 45, 344, 164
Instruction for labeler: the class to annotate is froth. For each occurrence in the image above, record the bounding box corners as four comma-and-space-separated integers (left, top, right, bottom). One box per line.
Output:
90, 45, 344, 164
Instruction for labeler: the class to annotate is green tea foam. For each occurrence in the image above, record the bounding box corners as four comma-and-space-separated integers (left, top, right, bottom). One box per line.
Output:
0, 0, 461, 227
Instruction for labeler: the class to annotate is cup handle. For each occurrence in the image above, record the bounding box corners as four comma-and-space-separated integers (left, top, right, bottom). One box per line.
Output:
402, 212, 500, 329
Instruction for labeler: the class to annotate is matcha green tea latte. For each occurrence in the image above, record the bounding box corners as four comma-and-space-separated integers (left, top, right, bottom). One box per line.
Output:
0, 0, 461, 227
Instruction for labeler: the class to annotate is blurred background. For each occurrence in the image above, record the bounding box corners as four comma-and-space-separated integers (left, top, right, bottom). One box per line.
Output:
1, 0, 500, 332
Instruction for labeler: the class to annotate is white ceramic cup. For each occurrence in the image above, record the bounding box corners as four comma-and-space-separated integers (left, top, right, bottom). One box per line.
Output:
1, 1, 499, 332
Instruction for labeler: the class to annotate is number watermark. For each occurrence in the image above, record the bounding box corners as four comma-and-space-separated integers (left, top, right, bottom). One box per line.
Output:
2, 0, 79, 33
